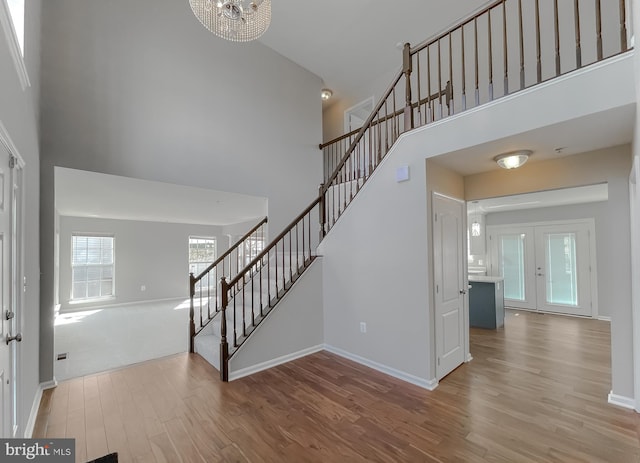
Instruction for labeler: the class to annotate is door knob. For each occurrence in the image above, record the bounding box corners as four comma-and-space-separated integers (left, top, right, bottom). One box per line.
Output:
5, 310, 14, 320
459, 289, 467, 295
6, 333, 22, 345
537, 273, 544, 276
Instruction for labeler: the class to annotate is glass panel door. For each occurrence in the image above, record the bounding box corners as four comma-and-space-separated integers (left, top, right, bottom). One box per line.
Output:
501, 234, 526, 301
488, 227, 536, 310
535, 224, 593, 316
544, 233, 578, 306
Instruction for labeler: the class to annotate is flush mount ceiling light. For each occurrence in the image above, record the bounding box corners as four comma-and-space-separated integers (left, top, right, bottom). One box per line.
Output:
189, 0, 271, 42
494, 150, 532, 170
321, 89, 333, 101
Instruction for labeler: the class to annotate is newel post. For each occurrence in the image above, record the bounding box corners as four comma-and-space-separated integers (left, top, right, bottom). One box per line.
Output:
403, 42, 414, 133
318, 183, 326, 239
220, 277, 229, 382
189, 273, 196, 353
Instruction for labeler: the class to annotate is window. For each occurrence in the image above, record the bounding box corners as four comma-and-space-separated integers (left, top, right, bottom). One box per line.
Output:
6, 0, 24, 55
241, 236, 265, 268
189, 237, 217, 276
1, 0, 29, 89
71, 235, 114, 301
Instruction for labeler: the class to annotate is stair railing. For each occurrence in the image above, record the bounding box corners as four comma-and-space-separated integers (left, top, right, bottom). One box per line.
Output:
211, 0, 630, 381
320, 0, 630, 184
189, 216, 267, 353
218, 199, 320, 380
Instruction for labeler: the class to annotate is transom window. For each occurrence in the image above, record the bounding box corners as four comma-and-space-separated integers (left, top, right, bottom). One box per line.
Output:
189, 237, 217, 276
71, 235, 114, 301
6, 0, 25, 55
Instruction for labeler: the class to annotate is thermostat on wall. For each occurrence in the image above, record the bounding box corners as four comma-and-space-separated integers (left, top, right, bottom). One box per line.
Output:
396, 165, 410, 182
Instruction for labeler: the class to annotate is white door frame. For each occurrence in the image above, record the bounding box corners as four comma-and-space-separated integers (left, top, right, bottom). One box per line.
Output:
487, 218, 598, 318
629, 155, 640, 411
0, 121, 25, 437
344, 96, 374, 133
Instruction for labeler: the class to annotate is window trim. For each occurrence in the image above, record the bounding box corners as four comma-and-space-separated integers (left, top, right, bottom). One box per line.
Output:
0, 0, 30, 90
70, 233, 115, 303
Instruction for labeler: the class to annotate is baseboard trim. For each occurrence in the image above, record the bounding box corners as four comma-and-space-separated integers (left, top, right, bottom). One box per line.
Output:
24, 387, 42, 438
466, 353, 473, 362
608, 391, 636, 410
324, 344, 438, 391
597, 316, 611, 322
24, 378, 58, 438
228, 345, 324, 381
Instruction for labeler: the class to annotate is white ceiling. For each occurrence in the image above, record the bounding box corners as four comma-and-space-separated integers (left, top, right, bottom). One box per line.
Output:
259, 1, 488, 103
55, 167, 268, 226
469, 183, 609, 215
428, 105, 635, 177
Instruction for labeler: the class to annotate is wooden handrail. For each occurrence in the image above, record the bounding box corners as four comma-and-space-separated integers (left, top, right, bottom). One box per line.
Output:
319, 127, 361, 150
321, 72, 403, 197
319, 86, 452, 151
227, 198, 320, 288
192, 216, 267, 284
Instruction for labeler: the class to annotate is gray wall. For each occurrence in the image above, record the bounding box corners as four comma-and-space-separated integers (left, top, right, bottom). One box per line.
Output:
486, 200, 616, 318
39, 0, 323, 382
58, 216, 225, 311
229, 259, 324, 377
1, 0, 42, 436
320, 57, 634, 395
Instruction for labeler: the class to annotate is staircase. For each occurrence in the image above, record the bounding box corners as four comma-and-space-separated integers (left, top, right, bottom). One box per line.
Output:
193, 251, 302, 369
191, 0, 630, 381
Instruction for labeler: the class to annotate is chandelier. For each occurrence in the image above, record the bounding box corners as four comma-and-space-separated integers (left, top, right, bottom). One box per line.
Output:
189, 0, 271, 42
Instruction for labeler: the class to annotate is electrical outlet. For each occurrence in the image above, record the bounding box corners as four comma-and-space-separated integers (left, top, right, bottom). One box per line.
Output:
360, 322, 367, 333
141, 285, 146, 292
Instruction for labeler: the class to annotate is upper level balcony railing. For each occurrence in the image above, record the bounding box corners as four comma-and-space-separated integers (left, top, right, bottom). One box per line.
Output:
320, 0, 629, 187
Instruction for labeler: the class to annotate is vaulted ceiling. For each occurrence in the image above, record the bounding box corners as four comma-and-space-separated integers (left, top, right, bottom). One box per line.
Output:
259, 0, 488, 103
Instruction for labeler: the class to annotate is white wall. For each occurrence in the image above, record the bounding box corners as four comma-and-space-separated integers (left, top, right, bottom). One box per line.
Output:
58, 216, 227, 312
229, 259, 324, 378
630, 0, 640, 410
1, 0, 42, 436
485, 200, 620, 318
38, 0, 323, 382
319, 54, 635, 394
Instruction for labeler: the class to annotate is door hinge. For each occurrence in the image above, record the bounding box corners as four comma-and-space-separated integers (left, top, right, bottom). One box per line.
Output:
8, 156, 16, 169
438, 357, 440, 366
436, 284, 439, 293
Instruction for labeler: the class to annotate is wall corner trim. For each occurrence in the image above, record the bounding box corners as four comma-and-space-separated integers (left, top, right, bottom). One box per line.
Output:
596, 316, 611, 322
228, 345, 324, 381
607, 391, 636, 411
324, 344, 438, 391
24, 378, 57, 438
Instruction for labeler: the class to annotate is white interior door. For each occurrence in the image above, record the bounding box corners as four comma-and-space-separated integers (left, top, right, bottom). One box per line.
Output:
534, 224, 593, 316
0, 145, 17, 437
433, 194, 466, 380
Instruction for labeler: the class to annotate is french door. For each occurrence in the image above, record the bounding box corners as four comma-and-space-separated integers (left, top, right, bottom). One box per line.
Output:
488, 221, 595, 317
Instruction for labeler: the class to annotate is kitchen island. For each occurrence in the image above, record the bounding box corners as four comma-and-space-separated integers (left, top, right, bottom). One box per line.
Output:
468, 275, 505, 329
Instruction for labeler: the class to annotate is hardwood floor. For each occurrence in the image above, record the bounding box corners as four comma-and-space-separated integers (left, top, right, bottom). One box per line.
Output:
34, 310, 640, 462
